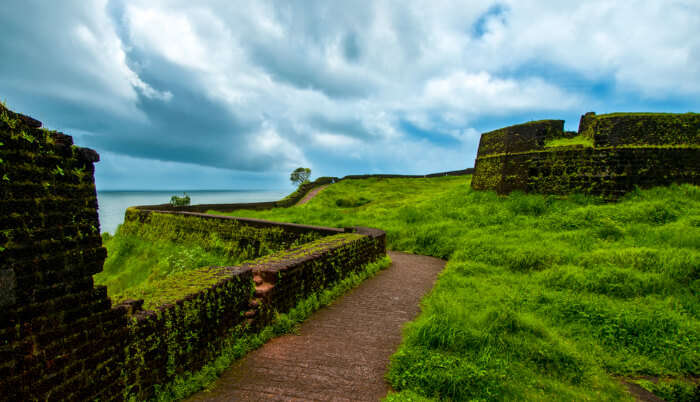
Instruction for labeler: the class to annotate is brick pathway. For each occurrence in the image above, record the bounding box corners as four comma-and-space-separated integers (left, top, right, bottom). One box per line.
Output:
296, 185, 329, 205
186, 251, 445, 401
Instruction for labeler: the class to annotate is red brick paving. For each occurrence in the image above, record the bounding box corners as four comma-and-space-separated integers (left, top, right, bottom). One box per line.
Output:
186, 251, 446, 401
296, 185, 328, 205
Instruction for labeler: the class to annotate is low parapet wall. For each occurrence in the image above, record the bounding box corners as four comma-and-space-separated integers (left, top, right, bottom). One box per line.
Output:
471, 112, 700, 198
341, 168, 474, 180
135, 176, 339, 213
122, 266, 253, 399
126, 207, 343, 250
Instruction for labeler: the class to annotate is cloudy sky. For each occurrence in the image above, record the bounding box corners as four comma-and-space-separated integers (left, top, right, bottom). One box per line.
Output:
1, 1, 699, 190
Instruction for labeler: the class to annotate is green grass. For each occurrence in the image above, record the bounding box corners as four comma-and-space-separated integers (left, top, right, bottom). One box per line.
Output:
96, 208, 329, 307
545, 135, 594, 148
96, 215, 270, 305
209, 176, 700, 401
96, 225, 242, 305
631, 378, 698, 402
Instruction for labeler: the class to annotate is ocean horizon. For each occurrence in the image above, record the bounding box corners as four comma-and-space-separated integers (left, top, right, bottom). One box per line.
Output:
96, 189, 288, 234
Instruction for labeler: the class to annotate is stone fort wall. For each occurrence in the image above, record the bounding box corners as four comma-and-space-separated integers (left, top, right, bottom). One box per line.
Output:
0, 104, 128, 400
0, 104, 386, 400
471, 112, 700, 198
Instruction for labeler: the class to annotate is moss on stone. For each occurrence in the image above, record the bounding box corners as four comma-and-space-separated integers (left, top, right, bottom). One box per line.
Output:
124, 266, 251, 310
250, 233, 364, 265
544, 135, 594, 148
97, 209, 325, 304
587, 112, 700, 147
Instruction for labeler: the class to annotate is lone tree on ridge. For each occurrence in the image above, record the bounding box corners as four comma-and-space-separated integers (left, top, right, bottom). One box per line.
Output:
290, 167, 311, 186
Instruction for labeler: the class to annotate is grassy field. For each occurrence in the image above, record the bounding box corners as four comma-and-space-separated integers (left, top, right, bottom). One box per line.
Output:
209, 176, 700, 401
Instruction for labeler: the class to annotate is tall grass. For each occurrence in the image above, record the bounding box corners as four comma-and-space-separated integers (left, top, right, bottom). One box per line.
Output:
211, 176, 700, 400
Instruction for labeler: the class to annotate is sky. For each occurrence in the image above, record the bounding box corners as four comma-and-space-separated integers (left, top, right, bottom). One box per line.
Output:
1, 1, 699, 190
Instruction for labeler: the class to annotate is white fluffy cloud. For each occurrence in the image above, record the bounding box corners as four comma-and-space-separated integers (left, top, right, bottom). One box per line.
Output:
422, 71, 579, 114
474, 1, 700, 96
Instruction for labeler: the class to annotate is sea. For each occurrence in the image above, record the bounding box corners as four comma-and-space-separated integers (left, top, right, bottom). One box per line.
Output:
96, 190, 287, 234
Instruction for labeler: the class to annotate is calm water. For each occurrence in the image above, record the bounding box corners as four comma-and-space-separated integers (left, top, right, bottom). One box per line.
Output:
96, 190, 287, 234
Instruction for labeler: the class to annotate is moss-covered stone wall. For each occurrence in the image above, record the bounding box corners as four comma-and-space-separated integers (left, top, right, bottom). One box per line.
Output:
581, 112, 700, 147
474, 119, 565, 158
0, 104, 129, 400
513, 147, 699, 197
249, 227, 386, 323
1, 103, 387, 400
124, 208, 334, 258
120, 267, 253, 399
471, 120, 566, 192
471, 112, 700, 198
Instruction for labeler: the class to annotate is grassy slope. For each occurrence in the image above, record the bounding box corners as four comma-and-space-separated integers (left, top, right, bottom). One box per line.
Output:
210, 176, 700, 401
95, 218, 246, 306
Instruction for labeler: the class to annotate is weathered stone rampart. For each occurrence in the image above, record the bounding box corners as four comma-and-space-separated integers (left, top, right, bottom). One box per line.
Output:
580, 112, 700, 147
471, 112, 700, 198
0, 103, 128, 400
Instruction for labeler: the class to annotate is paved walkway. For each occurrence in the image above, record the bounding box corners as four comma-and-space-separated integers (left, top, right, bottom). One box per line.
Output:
186, 251, 446, 401
296, 185, 328, 205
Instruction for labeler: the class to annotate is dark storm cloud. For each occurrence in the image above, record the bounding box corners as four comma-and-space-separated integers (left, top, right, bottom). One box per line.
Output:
342, 32, 361, 63
0, 0, 305, 174
309, 114, 374, 141
248, 45, 374, 99
0, 1, 141, 125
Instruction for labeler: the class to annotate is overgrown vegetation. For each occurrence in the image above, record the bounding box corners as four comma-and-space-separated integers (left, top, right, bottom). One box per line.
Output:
210, 176, 700, 400
631, 378, 698, 402
336, 196, 372, 208
95, 210, 320, 305
170, 193, 191, 206
544, 135, 594, 148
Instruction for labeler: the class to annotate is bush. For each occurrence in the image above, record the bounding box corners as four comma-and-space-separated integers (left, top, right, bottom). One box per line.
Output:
170, 193, 191, 206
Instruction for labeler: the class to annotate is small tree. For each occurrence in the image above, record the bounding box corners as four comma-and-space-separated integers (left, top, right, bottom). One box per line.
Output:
290, 167, 311, 186
170, 192, 191, 207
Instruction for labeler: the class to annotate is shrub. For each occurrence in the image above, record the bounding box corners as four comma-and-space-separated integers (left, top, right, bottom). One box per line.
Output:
170, 193, 191, 206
